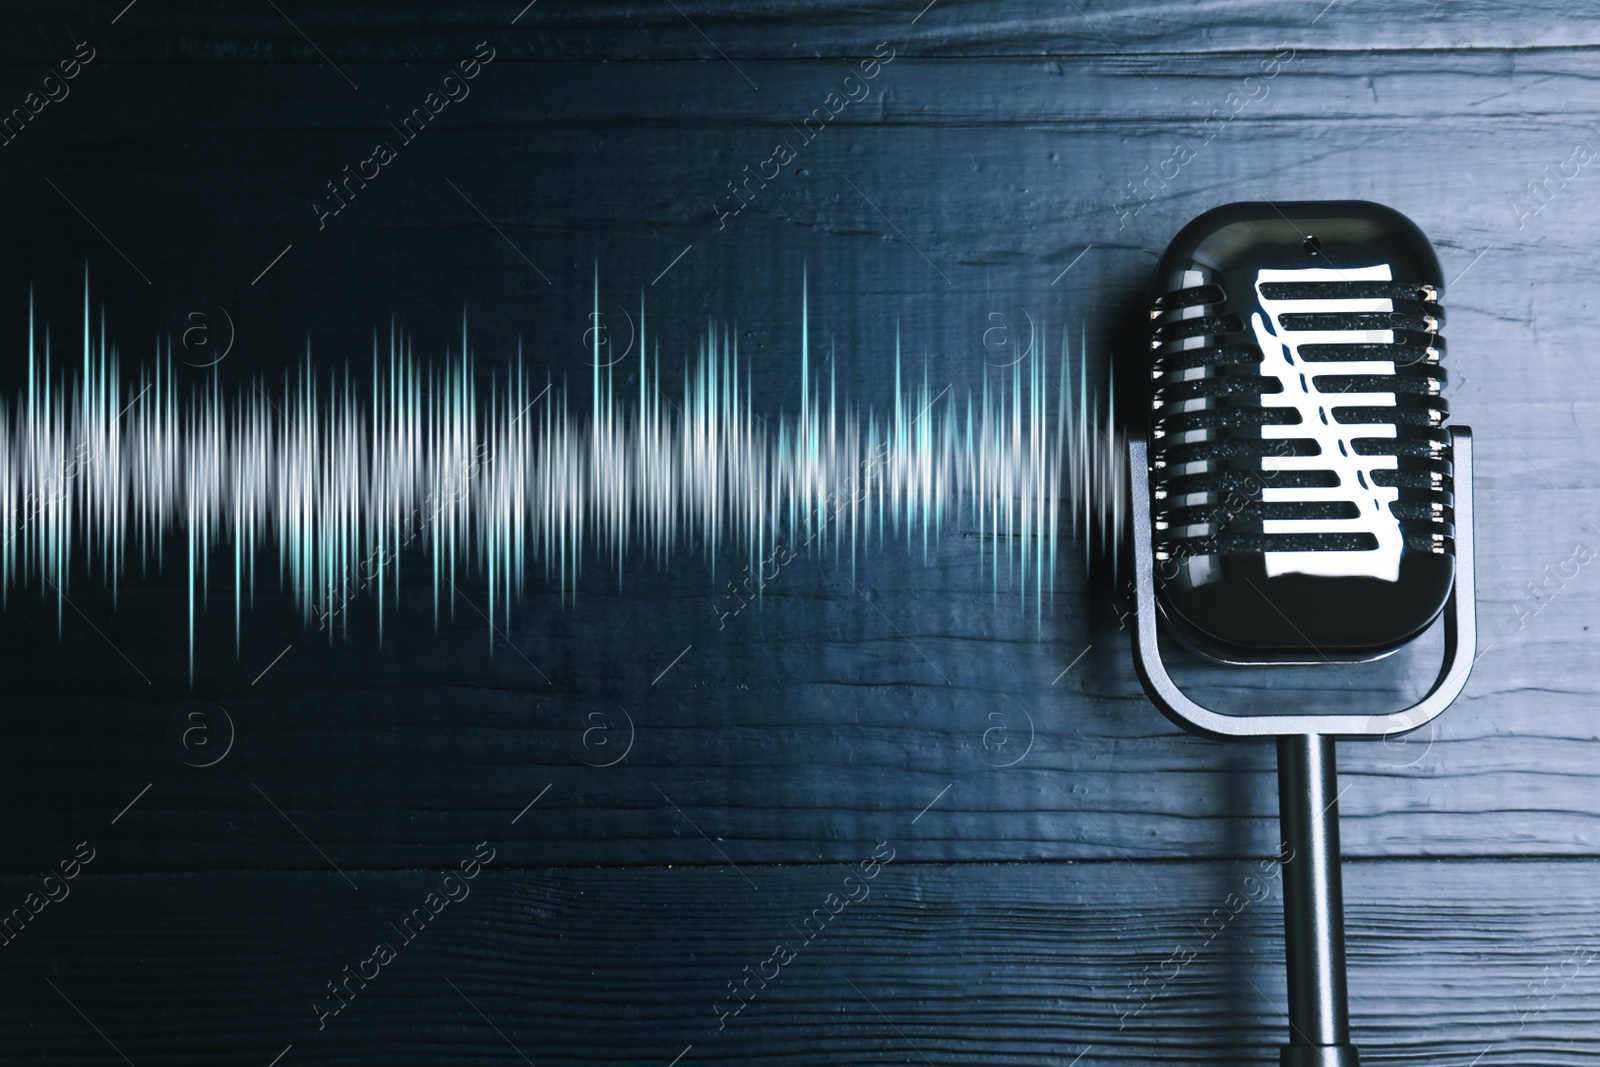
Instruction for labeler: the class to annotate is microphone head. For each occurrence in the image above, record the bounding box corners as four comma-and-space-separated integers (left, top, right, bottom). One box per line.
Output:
1142, 201, 1454, 663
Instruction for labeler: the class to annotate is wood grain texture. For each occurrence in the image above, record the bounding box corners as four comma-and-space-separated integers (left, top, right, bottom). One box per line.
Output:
0, 47, 1592, 867
0, 860, 1589, 1065
0, 561, 1587, 870
5, 1, 1597, 62
0, 1, 1593, 1058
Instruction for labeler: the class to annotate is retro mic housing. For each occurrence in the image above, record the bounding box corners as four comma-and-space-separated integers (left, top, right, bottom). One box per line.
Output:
1145, 201, 1454, 663
1125, 201, 1478, 1067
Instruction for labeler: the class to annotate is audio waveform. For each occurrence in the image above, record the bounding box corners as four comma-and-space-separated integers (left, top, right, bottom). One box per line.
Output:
0, 277, 1123, 681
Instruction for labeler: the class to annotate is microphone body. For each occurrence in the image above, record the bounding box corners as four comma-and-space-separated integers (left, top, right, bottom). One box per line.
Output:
1127, 201, 1477, 1066
1145, 201, 1453, 662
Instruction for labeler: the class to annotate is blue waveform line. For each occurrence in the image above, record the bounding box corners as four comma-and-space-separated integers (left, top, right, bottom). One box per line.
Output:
0, 276, 1124, 682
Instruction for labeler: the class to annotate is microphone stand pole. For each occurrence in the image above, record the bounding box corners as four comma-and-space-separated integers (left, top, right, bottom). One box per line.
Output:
1277, 734, 1359, 1067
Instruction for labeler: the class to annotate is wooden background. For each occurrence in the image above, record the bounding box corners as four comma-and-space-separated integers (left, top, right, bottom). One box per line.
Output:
0, 1, 1595, 1062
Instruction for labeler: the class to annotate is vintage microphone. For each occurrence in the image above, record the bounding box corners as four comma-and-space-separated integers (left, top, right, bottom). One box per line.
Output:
1125, 201, 1477, 1065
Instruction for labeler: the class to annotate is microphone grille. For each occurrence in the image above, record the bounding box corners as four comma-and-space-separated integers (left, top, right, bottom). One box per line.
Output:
1150, 265, 1452, 578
